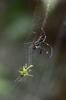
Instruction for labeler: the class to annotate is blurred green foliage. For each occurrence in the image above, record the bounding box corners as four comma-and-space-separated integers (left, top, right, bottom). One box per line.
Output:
0, 79, 11, 95
5, 16, 33, 41
0, 64, 12, 95
1, 0, 35, 42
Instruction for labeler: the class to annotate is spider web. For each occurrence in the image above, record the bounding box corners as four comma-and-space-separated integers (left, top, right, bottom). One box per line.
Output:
24, 42, 33, 66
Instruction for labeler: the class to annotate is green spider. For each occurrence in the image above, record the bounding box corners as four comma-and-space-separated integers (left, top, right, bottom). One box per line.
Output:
19, 64, 34, 77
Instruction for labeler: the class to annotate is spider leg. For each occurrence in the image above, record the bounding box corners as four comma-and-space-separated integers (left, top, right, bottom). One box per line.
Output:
43, 42, 53, 58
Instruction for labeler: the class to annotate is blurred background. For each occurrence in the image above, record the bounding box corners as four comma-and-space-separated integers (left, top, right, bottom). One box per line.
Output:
0, 0, 66, 100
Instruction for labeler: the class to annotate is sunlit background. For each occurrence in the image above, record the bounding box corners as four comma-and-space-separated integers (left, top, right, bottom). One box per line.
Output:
0, 0, 66, 100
